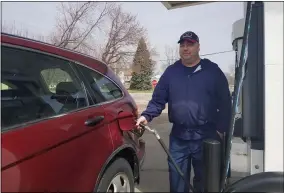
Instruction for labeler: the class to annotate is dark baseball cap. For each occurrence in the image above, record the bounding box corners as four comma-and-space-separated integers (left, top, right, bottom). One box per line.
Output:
178, 31, 199, 44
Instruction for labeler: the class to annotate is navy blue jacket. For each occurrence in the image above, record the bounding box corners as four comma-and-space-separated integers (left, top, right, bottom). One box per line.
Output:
141, 59, 232, 140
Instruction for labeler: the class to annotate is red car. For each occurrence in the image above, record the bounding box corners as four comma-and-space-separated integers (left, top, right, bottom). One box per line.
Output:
1, 33, 145, 192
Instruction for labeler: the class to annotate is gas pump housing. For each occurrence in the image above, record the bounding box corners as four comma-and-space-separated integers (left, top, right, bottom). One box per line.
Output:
232, 2, 265, 175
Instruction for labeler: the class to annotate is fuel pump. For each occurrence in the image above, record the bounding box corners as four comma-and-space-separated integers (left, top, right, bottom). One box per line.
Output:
232, 1, 265, 176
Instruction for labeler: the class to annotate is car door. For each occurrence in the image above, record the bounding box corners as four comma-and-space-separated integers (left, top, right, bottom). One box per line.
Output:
1, 45, 113, 192
73, 64, 138, 149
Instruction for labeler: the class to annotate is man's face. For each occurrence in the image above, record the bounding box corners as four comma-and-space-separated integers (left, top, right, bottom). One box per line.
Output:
179, 40, 200, 62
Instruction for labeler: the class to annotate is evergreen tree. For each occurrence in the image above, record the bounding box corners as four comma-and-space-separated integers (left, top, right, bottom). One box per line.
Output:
130, 38, 154, 90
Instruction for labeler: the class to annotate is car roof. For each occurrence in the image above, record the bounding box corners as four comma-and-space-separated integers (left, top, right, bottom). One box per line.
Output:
1, 32, 108, 74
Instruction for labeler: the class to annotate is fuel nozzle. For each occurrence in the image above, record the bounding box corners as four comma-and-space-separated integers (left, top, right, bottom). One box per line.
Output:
139, 123, 161, 139
131, 123, 146, 138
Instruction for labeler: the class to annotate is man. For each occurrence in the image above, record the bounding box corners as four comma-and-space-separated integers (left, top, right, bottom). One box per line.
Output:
136, 31, 232, 192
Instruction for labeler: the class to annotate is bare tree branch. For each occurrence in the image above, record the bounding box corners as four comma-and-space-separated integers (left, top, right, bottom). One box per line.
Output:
101, 4, 146, 68
72, 3, 110, 50
51, 2, 113, 53
57, 2, 89, 46
2, 22, 49, 43
164, 45, 179, 66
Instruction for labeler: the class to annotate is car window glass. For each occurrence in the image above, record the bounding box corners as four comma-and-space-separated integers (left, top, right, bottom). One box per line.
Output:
77, 65, 123, 102
41, 68, 73, 93
1, 46, 88, 130
1, 82, 14, 90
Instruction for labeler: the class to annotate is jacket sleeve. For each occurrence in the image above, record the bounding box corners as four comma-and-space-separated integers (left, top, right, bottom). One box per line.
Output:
216, 68, 232, 133
141, 67, 170, 122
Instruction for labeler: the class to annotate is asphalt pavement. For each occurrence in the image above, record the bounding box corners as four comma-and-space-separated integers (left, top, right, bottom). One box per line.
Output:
131, 93, 248, 192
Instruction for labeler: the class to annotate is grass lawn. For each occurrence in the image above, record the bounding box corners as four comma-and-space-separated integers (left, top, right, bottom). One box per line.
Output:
127, 89, 154, 93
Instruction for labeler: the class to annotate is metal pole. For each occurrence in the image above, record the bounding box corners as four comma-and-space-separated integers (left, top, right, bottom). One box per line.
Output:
203, 139, 221, 192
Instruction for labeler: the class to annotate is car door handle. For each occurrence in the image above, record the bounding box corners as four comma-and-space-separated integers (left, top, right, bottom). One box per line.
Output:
85, 116, 104, 127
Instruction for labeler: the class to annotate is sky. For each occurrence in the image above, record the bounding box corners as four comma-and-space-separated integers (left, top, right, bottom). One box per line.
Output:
1, 1, 244, 74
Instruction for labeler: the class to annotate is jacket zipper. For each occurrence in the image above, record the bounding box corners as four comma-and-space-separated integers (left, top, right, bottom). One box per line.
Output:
188, 65, 203, 78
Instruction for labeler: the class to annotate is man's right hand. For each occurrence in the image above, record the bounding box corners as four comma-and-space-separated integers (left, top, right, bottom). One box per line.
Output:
136, 116, 148, 129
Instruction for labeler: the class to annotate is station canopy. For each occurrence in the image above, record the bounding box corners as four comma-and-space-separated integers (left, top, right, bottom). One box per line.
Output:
161, 1, 213, 10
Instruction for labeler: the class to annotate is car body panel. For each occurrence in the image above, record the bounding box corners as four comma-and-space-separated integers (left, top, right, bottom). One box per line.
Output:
1, 105, 113, 192
1, 33, 145, 192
